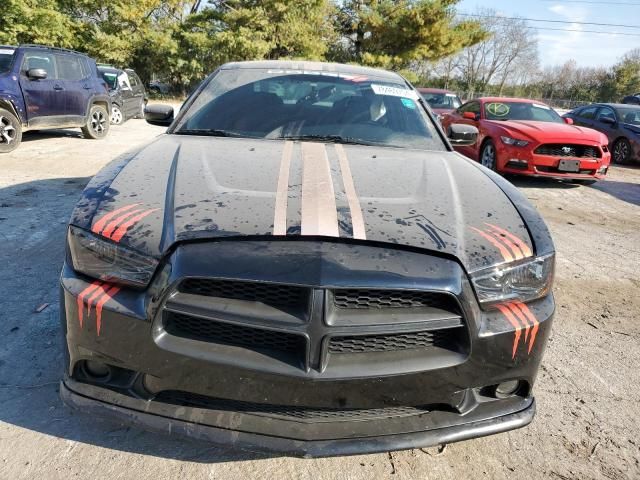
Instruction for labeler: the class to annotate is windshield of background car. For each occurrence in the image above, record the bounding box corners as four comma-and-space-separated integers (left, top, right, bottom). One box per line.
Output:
422, 92, 461, 109
0, 48, 15, 74
617, 106, 640, 125
484, 101, 563, 123
174, 69, 447, 151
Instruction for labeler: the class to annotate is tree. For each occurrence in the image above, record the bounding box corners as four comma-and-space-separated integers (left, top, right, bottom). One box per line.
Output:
0, 0, 77, 47
331, 0, 487, 69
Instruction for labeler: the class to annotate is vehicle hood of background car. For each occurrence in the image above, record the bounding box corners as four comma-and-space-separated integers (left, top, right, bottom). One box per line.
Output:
71, 135, 535, 273
486, 120, 607, 144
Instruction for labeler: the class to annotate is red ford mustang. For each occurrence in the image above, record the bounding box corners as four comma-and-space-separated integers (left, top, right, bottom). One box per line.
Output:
441, 97, 611, 183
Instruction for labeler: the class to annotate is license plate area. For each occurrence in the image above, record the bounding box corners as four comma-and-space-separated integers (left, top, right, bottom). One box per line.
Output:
558, 159, 580, 172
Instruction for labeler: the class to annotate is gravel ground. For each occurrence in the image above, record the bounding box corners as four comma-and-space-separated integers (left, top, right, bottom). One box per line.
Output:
0, 117, 639, 480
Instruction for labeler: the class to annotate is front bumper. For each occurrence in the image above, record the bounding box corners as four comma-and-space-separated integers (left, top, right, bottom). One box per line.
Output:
60, 241, 554, 457
61, 378, 535, 458
497, 143, 610, 179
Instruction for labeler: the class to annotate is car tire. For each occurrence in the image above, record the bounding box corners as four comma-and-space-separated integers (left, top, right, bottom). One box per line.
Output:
612, 138, 632, 164
0, 108, 23, 153
135, 101, 147, 119
480, 139, 497, 171
82, 105, 110, 139
110, 105, 123, 125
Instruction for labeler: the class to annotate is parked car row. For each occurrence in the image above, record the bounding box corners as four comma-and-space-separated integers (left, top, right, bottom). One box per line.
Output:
0, 44, 150, 153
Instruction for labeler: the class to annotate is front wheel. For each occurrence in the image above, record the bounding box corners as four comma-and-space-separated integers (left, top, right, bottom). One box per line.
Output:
480, 140, 497, 171
612, 138, 631, 164
110, 105, 123, 125
0, 108, 22, 153
82, 105, 110, 139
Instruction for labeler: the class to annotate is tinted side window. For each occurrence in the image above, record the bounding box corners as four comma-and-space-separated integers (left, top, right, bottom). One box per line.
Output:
22, 52, 56, 79
55, 54, 86, 81
458, 101, 480, 114
578, 106, 598, 119
596, 107, 616, 122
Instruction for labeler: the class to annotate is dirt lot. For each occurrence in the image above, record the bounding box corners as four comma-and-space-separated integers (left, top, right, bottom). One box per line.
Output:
1, 117, 639, 480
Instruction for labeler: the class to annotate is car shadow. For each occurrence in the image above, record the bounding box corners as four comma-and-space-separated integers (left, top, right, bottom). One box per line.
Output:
21, 129, 84, 142
589, 179, 640, 207
506, 175, 581, 190
0, 177, 271, 464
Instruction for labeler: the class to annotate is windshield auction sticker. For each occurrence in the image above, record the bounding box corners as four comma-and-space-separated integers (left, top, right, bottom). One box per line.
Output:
0, 49, 15, 55
371, 84, 418, 99
486, 102, 510, 117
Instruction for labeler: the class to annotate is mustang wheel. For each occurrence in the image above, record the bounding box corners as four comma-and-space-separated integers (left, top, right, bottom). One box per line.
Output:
613, 138, 631, 164
0, 108, 22, 153
480, 140, 497, 171
110, 105, 123, 125
82, 105, 110, 139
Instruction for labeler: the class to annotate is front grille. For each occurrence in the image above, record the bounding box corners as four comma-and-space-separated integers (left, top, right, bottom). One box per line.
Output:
333, 288, 458, 311
154, 390, 430, 422
164, 311, 306, 355
179, 278, 309, 309
534, 144, 601, 158
328, 329, 460, 354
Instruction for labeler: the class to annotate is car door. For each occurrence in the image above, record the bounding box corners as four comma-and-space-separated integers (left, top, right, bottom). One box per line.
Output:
451, 100, 482, 158
54, 53, 92, 123
18, 50, 66, 125
593, 106, 619, 145
117, 71, 136, 118
126, 71, 145, 116
571, 105, 598, 128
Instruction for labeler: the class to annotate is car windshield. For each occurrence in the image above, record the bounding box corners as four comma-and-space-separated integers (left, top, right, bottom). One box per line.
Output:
421, 92, 461, 109
174, 68, 446, 151
484, 101, 563, 123
0, 48, 15, 74
617, 106, 640, 125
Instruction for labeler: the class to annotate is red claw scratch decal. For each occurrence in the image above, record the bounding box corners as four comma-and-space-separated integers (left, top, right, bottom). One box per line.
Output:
470, 223, 532, 262
76, 281, 120, 335
496, 302, 540, 358
91, 204, 159, 243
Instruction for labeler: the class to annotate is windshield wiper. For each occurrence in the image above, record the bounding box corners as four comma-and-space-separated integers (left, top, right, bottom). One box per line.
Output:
277, 134, 382, 146
175, 129, 249, 138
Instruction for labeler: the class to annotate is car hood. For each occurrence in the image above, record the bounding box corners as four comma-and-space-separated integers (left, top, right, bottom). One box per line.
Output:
72, 135, 535, 272
486, 120, 606, 144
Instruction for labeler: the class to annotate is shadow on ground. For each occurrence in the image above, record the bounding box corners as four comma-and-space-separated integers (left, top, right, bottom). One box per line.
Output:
0, 177, 268, 464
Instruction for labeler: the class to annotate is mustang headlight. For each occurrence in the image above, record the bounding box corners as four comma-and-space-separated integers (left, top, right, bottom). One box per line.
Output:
500, 136, 529, 147
68, 226, 159, 288
470, 253, 554, 308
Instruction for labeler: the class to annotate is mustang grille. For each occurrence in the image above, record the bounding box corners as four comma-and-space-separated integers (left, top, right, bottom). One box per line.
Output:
164, 311, 306, 355
179, 278, 309, 308
154, 390, 430, 422
534, 144, 601, 158
328, 329, 459, 354
333, 288, 458, 311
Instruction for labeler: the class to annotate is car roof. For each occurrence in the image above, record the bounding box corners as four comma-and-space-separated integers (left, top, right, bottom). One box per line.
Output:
219, 60, 404, 83
18, 44, 89, 57
98, 66, 122, 74
417, 87, 455, 94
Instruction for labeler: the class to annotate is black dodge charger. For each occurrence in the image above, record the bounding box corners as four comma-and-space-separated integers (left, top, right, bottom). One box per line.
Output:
60, 61, 555, 457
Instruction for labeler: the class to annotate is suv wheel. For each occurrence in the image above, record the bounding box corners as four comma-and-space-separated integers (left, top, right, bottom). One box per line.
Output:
110, 105, 123, 125
82, 105, 110, 139
0, 108, 22, 153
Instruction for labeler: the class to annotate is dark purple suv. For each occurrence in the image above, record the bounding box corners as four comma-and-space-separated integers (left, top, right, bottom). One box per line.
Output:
0, 44, 111, 153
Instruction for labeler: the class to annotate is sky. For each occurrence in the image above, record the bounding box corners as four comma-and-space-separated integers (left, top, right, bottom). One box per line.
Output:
457, 0, 639, 67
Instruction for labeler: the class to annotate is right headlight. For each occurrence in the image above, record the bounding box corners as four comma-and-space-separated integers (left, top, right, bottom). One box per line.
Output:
470, 253, 555, 308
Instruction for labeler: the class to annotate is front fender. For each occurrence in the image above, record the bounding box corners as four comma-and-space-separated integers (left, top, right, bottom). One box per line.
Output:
0, 92, 26, 124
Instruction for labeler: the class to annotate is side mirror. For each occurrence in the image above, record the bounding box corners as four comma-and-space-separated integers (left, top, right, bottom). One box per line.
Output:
27, 68, 47, 80
564, 117, 574, 125
448, 123, 478, 146
145, 104, 174, 126
600, 117, 616, 125
462, 111, 479, 121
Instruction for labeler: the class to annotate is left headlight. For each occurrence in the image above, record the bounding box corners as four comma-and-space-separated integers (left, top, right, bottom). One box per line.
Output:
470, 253, 554, 308
68, 226, 159, 288
500, 136, 529, 147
